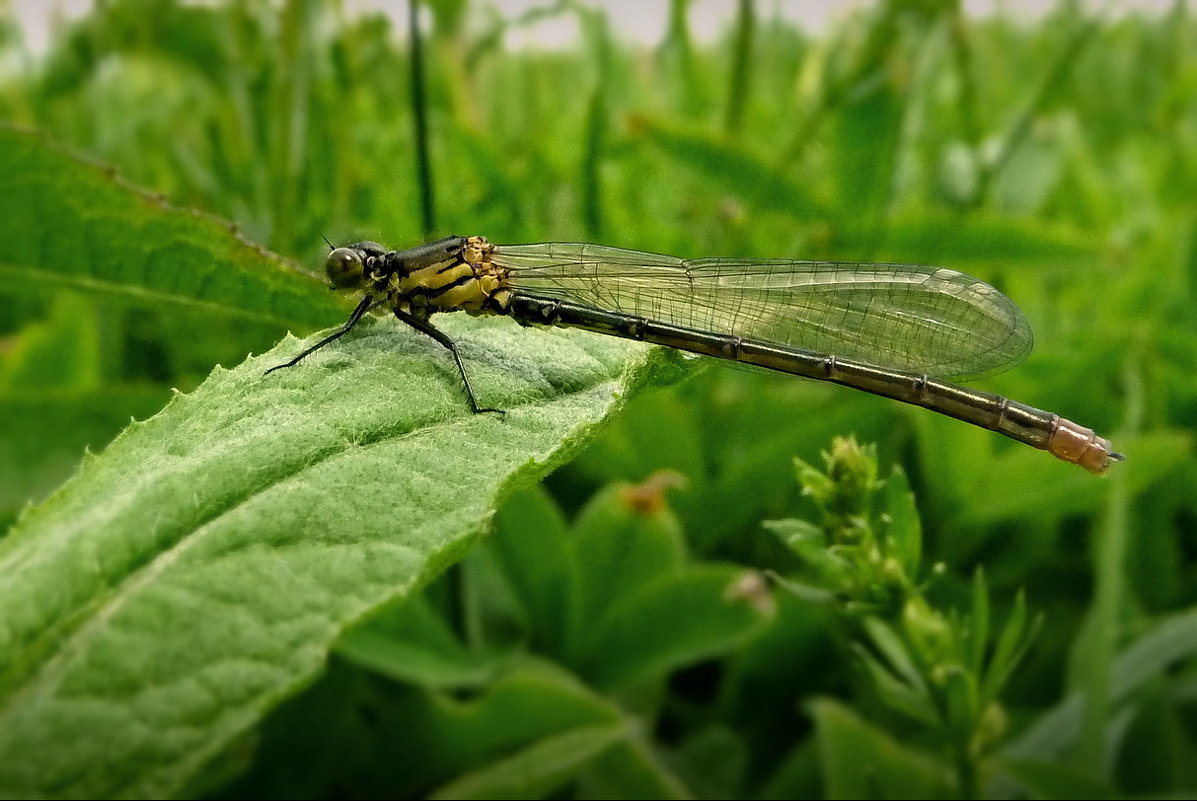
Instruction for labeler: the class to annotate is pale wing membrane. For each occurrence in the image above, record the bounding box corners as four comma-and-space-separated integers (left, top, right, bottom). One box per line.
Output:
494, 243, 1032, 380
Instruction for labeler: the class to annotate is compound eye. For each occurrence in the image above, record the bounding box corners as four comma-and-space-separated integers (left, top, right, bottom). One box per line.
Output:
325, 247, 365, 288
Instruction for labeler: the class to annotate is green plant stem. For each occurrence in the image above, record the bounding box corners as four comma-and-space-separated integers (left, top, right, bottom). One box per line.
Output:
980, 15, 1096, 204
724, 0, 754, 135
954, 739, 979, 799
409, 0, 436, 238
1077, 362, 1141, 770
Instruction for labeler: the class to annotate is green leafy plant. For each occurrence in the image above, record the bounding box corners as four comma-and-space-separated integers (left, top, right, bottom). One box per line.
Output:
768, 438, 1041, 797
295, 476, 774, 799
0, 124, 678, 797
1, 1, 1195, 798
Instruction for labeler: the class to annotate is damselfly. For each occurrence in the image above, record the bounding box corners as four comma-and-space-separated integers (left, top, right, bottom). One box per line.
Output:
267, 236, 1122, 474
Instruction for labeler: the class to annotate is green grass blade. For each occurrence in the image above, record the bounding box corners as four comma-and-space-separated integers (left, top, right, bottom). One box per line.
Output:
634, 116, 827, 220
723, 0, 754, 135
409, 0, 437, 239
1004, 608, 1197, 762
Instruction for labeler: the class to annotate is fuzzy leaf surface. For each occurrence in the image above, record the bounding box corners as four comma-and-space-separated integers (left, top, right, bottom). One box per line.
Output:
0, 314, 655, 799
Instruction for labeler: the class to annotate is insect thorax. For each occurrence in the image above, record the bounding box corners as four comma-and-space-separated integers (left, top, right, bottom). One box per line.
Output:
374, 235, 511, 318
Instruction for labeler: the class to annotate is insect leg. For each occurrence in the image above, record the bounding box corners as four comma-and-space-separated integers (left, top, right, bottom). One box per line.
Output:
392, 307, 505, 415
265, 295, 377, 375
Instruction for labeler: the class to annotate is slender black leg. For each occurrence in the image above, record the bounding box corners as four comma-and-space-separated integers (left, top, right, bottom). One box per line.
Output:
392, 307, 505, 415
264, 295, 376, 375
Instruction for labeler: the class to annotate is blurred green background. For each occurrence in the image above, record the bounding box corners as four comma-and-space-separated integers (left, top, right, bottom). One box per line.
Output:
0, 0, 1194, 797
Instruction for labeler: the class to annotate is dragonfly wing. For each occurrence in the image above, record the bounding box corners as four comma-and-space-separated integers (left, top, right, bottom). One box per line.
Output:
495, 246, 1032, 380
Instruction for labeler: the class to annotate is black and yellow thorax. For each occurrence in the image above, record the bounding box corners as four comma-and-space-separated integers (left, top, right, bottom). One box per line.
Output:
326, 235, 512, 321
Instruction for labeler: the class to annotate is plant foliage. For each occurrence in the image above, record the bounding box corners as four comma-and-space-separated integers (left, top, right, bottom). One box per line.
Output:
0, 0, 1194, 798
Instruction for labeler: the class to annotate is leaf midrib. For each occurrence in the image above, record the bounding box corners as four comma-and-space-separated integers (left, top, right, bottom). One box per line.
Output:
0, 260, 336, 328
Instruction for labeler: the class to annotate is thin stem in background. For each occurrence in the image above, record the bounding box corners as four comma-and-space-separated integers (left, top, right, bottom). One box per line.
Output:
409, 0, 436, 238
1075, 360, 1141, 771
777, 4, 892, 171
580, 6, 611, 239
660, 0, 700, 114
981, 14, 1098, 205
948, 6, 984, 209
724, 0, 754, 135
272, 0, 313, 251
581, 88, 606, 239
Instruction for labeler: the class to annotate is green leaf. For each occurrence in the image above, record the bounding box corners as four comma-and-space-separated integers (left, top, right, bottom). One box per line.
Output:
966, 568, 991, 680
809, 698, 951, 799
579, 565, 773, 690
368, 662, 626, 797
675, 725, 747, 796
941, 665, 979, 743
764, 518, 849, 590
569, 481, 688, 652
881, 466, 921, 578
335, 595, 495, 689
0, 312, 658, 798
997, 758, 1121, 801
982, 590, 1039, 704
0, 387, 169, 527
861, 616, 926, 694
989, 137, 1064, 215
765, 571, 836, 605
206, 659, 370, 800
427, 724, 627, 800
852, 646, 938, 727
633, 116, 827, 220
0, 123, 335, 327
946, 430, 1187, 529
828, 77, 902, 236
0, 294, 101, 391
460, 530, 541, 652
1005, 608, 1197, 761
760, 740, 821, 800
883, 212, 1103, 271
1110, 687, 1195, 795
485, 485, 575, 655
579, 737, 694, 800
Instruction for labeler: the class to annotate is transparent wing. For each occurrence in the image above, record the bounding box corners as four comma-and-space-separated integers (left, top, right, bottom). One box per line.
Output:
493, 242, 1033, 380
